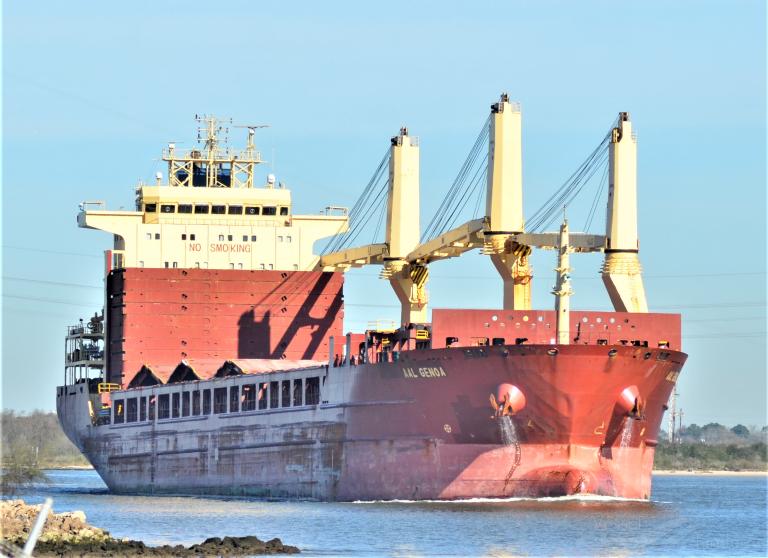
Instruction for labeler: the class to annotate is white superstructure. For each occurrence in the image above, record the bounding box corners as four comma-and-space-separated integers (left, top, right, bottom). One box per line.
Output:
78, 116, 348, 272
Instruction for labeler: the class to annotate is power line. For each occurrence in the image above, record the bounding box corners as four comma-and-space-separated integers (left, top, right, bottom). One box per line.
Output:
3, 245, 103, 259
683, 332, 766, 340
2, 294, 102, 308
4, 276, 102, 289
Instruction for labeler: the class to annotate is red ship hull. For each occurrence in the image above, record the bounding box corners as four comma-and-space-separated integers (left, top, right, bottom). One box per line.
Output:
59, 268, 685, 501
336, 344, 684, 500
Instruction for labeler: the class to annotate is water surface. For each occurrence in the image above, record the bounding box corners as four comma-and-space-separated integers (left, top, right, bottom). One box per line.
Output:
16, 470, 767, 557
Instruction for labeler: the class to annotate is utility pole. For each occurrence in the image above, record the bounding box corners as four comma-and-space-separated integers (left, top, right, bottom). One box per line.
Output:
667, 387, 678, 443
678, 408, 684, 439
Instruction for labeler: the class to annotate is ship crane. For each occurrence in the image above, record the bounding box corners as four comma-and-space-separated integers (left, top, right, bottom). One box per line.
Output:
318, 94, 648, 328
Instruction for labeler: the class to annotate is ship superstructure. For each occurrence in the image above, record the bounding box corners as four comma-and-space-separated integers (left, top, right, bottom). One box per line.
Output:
57, 97, 686, 500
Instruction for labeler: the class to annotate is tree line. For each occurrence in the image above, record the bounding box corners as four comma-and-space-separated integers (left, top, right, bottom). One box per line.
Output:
1, 410, 88, 468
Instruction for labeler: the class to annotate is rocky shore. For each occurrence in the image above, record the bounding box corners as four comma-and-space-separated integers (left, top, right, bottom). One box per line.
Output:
0, 500, 299, 556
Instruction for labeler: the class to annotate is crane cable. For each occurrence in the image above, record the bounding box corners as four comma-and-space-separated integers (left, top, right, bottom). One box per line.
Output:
421, 115, 491, 242
321, 149, 390, 255
527, 118, 617, 233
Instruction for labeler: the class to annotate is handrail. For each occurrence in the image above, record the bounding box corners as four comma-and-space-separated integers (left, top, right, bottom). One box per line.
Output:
98, 383, 121, 393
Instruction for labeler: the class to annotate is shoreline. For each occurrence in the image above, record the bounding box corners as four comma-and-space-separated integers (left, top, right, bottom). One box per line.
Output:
46, 467, 768, 478
652, 469, 767, 476
46, 466, 767, 475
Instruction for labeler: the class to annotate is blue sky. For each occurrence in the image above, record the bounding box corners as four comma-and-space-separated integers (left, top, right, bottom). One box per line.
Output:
2, 1, 766, 426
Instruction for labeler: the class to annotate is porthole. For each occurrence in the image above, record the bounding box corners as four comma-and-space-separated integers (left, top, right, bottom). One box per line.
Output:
608, 348, 618, 357
547, 348, 559, 356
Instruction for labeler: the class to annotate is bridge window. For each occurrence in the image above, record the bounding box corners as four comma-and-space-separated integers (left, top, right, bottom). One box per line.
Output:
155, 233, 160, 240
182, 392, 190, 416
145, 203, 157, 212
281, 380, 291, 407
126, 398, 138, 422
158, 394, 170, 419
149, 396, 156, 420
242, 235, 248, 242
270, 381, 279, 408
229, 386, 240, 413
194, 204, 209, 214
202, 389, 211, 415
192, 391, 200, 415
172, 392, 180, 418
242, 384, 256, 411
245, 206, 260, 215
293, 379, 303, 406
114, 399, 125, 424
161, 204, 176, 213
190, 234, 196, 240
213, 387, 227, 414
263, 206, 277, 216
251, 235, 257, 241
228, 205, 243, 215
492, 337, 506, 346
146, 233, 152, 240
178, 204, 193, 214
280, 207, 289, 216
182, 234, 187, 240
258, 383, 268, 410
227, 235, 233, 241
305, 377, 320, 405
446, 336, 459, 347
212, 205, 226, 215
139, 396, 147, 421
218, 235, 225, 241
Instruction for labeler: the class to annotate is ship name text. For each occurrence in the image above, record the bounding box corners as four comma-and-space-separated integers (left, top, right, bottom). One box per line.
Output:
402, 366, 447, 379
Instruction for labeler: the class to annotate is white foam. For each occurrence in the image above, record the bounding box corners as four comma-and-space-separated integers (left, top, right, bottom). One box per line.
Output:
351, 493, 651, 504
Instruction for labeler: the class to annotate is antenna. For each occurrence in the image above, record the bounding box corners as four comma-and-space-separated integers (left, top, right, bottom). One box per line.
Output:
234, 124, 270, 152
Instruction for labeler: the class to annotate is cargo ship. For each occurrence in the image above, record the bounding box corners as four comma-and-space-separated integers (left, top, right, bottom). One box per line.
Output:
57, 96, 686, 500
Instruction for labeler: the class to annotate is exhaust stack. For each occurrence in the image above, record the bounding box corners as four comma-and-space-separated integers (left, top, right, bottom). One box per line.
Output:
601, 113, 648, 313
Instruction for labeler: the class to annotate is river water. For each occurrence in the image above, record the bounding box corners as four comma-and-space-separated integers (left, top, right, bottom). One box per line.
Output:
15, 470, 767, 557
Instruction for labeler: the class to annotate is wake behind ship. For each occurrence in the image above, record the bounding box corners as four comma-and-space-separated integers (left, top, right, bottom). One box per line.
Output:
57, 97, 686, 500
